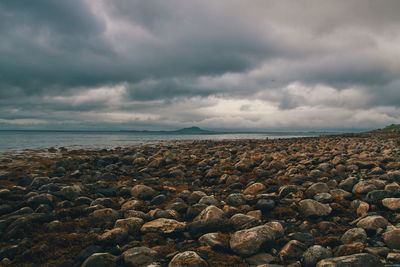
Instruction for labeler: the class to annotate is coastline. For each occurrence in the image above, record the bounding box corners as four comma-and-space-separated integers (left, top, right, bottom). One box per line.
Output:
1, 135, 400, 266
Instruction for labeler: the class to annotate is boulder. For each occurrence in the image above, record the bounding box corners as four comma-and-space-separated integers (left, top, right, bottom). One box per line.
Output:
298, 199, 332, 217
316, 253, 383, 267
168, 251, 208, 267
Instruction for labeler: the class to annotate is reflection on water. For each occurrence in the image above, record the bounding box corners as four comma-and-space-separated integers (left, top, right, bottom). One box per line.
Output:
0, 131, 317, 152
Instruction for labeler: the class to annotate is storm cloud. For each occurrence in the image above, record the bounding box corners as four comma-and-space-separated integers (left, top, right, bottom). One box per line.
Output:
1, 0, 400, 130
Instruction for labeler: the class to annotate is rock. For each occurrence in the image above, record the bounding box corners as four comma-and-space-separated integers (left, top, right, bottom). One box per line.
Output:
187, 191, 207, 204
0, 204, 12, 216
330, 189, 352, 200
0, 245, 19, 260
338, 177, 358, 192
26, 193, 55, 208
141, 218, 186, 234
123, 247, 158, 267
340, 228, 367, 244
301, 245, 332, 267
383, 229, 400, 249
255, 199, 276, 211
168, 251, 208, 267
89, 208, 119, 226
243, 183, 266, 194
198, 232, 229, 250
352, 181, 378, 194
334, 242, 364, 256
226, 193, 247, 207
279, 240, 306, 261
114, 217, 144, 234
365, 190, 392, 204
59, 185, 82, 200
198, 196, 219, 206
30, 176, 51, 188
229, 213, 261, 230
356, 215, 388, 230
314, 193, 333, 203
316, 253, 383, 267
98, 227, 128, 244
306, 183, 330, 197
131, 185, 157, 200
81, 253, 117, 267
382, 198, 400, 210
298, 199, 332, 217
46, 220, 64, 232
91, 198, 119, 209
245, 253, 275, 265
189, 205, 226, 237
230, 224, 279, 256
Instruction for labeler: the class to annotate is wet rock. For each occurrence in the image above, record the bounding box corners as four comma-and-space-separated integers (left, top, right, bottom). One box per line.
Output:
340, 228, 367, 244
123, 246, 158, 267
151, 194, 167, 205
243, 183, 266, 194
230, 224, 279, 256
298, 199, 332, 217
316, 253, 383, 267
168, 251, 208, 267
81, 253, 117, 267
382, 198, 400, 210
131, 185, 157, 200
229, 213, 261, 230
279, 240, 306, 261
30, 176, 51, 188
46, 220, 64, 232
0, 245, 19, 260
114, 217, 144, 234
301, 245, 332, 267
356, 215, 388, 230
98, 227, 128, 245
141, 218, 186, 234
0, 204, 12, 216
121, 199, 146, 212
226, 193, 247, 207
383, 229, 400, 249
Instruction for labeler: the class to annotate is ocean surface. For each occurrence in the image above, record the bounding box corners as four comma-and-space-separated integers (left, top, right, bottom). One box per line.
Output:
0, 130, 320, 153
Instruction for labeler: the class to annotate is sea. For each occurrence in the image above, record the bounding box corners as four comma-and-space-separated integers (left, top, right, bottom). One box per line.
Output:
0, 130, 322, 153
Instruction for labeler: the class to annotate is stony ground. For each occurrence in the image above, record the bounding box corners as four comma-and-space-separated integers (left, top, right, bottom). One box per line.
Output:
1, 135, 400, 267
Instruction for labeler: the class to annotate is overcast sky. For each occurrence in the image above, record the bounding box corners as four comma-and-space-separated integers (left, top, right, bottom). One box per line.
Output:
1, 0, 400, 131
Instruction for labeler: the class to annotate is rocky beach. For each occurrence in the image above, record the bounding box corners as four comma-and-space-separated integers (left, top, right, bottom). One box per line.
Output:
1, 134, 400, 267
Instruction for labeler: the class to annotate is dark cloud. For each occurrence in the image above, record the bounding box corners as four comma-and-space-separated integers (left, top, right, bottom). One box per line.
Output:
0, 0, 400, 130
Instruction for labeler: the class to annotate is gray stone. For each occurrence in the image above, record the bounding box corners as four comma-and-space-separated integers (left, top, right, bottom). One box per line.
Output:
168, 251, 208, 267
298, 199, 332, 217
316, 253, 383, 267
229, 213, 261, 230
356, 215, 388, 230
383, 229, 400, 249
81, 253, 117, 267
340, 228, 367, 244
226, 193, 247, 206
123, 247, 158, 267
301, 245, 332, 267
230, 224, 279, 256
141, 218, 186, 234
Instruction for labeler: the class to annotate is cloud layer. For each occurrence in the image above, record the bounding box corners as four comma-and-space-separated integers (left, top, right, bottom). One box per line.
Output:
1, 0, 400, 130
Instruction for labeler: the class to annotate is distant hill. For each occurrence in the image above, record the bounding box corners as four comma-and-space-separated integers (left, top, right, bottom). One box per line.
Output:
171, 126, 214, 134
370, 124, 400, 134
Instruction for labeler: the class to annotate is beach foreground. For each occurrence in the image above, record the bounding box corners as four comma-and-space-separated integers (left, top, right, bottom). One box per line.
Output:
1, 135, 400, 266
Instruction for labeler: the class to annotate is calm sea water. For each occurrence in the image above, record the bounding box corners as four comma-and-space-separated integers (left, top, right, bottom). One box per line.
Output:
0, 131, 317, 153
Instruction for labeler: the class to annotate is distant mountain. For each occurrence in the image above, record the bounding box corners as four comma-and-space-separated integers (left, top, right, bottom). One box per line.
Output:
171, 126, 214, 134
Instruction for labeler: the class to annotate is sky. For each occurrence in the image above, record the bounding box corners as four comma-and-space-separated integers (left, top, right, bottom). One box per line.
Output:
1, 0, 400, 131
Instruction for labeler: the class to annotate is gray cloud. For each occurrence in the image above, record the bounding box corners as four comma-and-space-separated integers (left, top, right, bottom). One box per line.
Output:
0, 0, 400, 130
